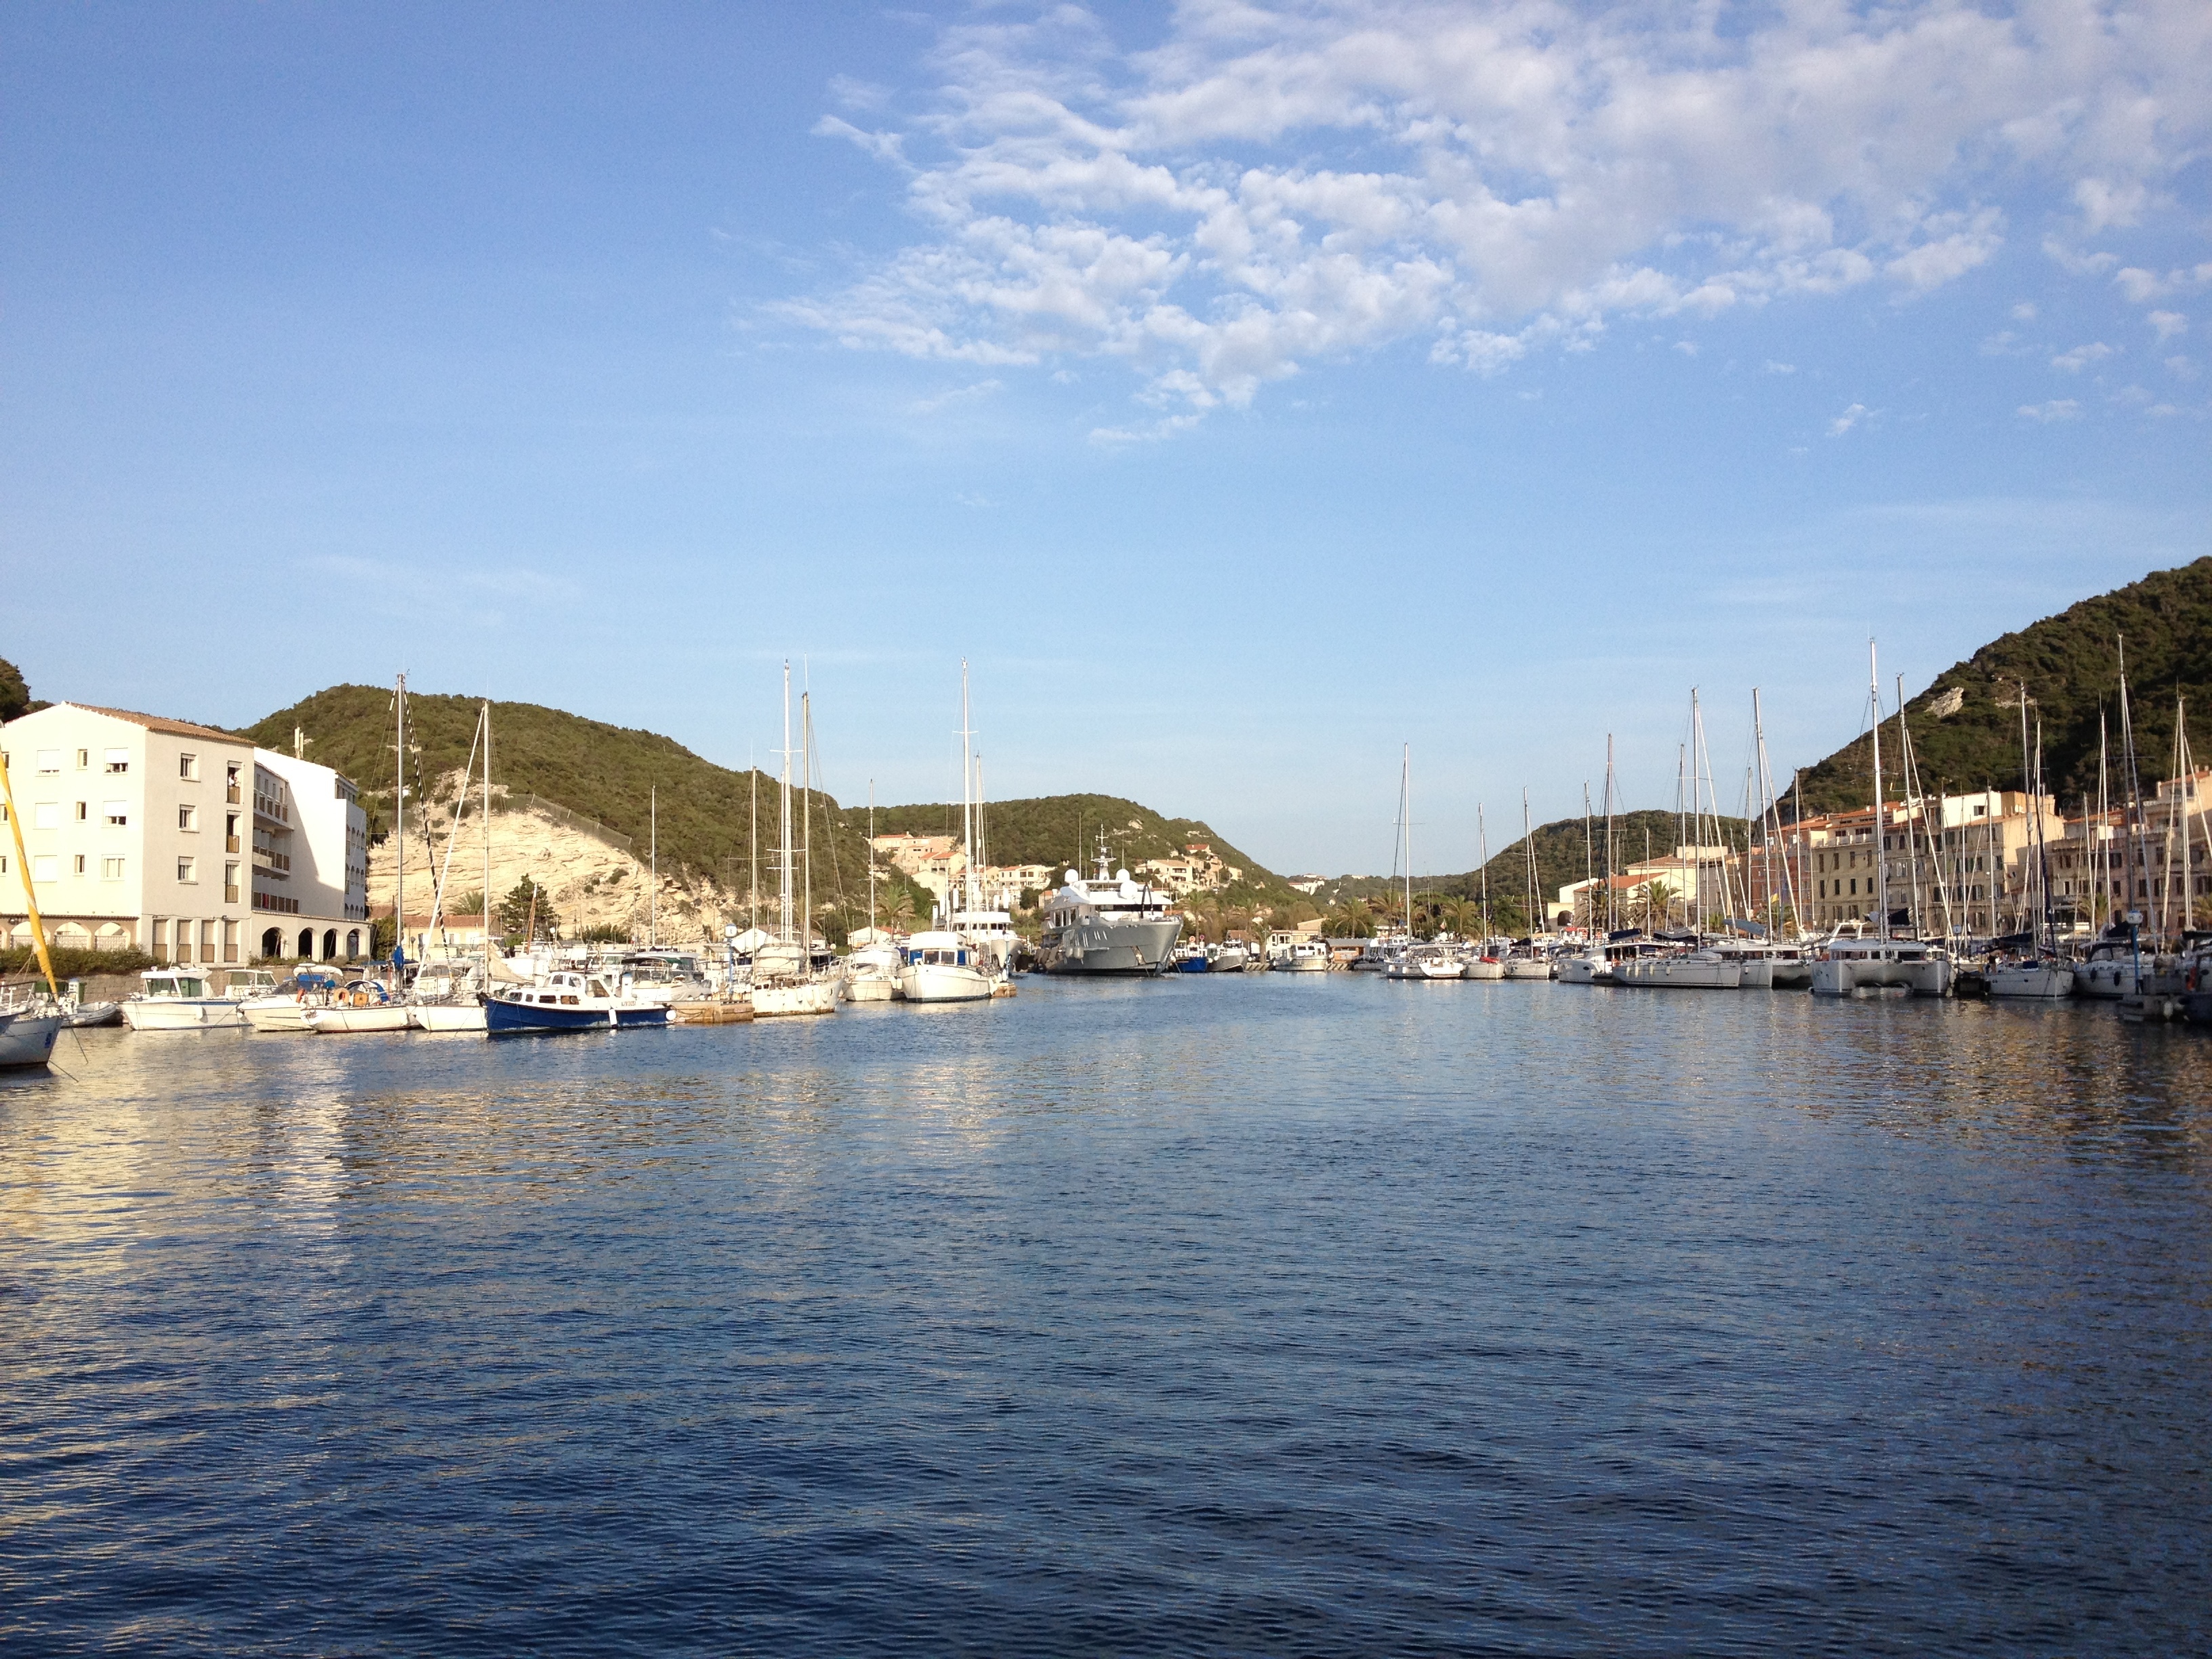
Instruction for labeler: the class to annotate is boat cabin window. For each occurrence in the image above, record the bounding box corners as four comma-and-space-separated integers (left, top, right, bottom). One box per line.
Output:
586, 979, 610, 997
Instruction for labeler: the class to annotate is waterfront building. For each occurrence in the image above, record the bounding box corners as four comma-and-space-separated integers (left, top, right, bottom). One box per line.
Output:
1, 702, 370, 965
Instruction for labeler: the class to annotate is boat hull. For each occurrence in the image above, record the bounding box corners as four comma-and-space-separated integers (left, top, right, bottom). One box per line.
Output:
0, 1010, 63, 1068
1461, 959, 1505, 981
122, 999, 246, 1030
306, 1006, 413, 1033
1554, 956, 1605, 985
411, 1002, 489, 1033
750, 981, 838, 1017
1984, 964, 2074, 1000
2074, 960, 2139, 999
897, 963, 998, 1003
485, 996, 672, 1032
1811, 958, 1952, 997
1622, 959, 1741, 989
1502, 960, 1554, 981
1040, 917, 1183, 975
843, 975, 897, 1002
243, 1001, 317, 1032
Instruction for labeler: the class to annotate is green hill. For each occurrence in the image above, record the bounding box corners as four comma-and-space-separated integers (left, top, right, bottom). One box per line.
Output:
243, 684, 924, 921
1315, 807, 1742, 931
872, 793, 1302, 904
1795, 556, 2212, 815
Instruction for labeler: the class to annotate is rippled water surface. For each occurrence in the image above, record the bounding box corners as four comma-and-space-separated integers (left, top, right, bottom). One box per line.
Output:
4, 975, 2209, 1656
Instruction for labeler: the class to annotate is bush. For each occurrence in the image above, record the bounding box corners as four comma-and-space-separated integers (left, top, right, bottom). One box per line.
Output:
571, 923, 632, 943
1, 946, 157, 979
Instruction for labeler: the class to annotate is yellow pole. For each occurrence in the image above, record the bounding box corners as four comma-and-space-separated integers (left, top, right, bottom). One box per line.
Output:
0, 749, 62, 998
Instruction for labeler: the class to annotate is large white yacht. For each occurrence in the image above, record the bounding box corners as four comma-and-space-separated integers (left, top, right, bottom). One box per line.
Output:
1038, 842, 1183, 975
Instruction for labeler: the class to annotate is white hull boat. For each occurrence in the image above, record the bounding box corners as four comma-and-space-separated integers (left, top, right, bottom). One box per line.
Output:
306, 1004, 413, 1033
844, 975, 897, 1002
1501, 958, 1553, 981
0, 1007, 64, 1068
1984, 962, 2075, 1000
1461, 958, 1505, 981
1553, 954, 1607, 985
1620, 954, 1742, 989
897, 933, 999, 1003
1810, 939, 1952, 998
411, 1001, 488, 1032
243, 1001, 317, 1032
122, 968, 247, 1030
751, 981, 838, 1017
2074, 958, 2141, 1000
1273, 941, 1331, 972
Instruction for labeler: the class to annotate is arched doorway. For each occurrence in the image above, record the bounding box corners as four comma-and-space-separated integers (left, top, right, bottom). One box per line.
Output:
298, 927, 315, 959
323, 928, 338, 960
346, 928, 361, 959
261, 927, 283, 959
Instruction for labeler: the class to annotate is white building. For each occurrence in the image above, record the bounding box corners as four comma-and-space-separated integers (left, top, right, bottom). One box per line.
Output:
1, 702, 370, 966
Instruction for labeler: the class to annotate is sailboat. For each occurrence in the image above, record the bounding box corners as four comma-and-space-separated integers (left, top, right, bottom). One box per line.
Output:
1462, 802, 1505, 979
942, 664, 1020, 982
1384, 746, 1460, 980
1984, 680, 2073, 999
413, 699, 495, 1031
750, 663, 839, 1017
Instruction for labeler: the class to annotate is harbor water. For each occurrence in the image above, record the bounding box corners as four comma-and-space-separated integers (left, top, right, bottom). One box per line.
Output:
4, 976, 2209, 1655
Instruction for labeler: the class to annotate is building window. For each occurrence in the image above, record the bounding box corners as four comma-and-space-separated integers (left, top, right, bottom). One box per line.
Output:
105, 801, 128, 826
75, 801, 88, 821
36, 749, 60, 773
151, 919, 166, 959
33, 801, 58, 829
104, 748, 129, 773
75, 749, 89, 769
178, 805, 198, 832
178, 856, 197, 884
102, 857, 125, 880
180, 753, 199, 781
73, 854, 87, 876
33, 855, 58, 882
224, 863, 240, 903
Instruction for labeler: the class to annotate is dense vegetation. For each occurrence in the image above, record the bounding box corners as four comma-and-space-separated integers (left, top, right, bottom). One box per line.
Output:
243, 684, 930, 919
0, 657, 30, 722
1795, 556, 2212, 815
871, 792, 1303, 905
3, 945, 157, 979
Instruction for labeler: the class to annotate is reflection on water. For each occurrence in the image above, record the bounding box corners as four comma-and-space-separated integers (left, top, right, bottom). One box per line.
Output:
3, 977, 2208, 1656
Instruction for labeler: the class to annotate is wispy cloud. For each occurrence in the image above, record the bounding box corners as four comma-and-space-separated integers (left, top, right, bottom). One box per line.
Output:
2018, 399, 2082, 422
907, 378, 1002, 415
2148, 311, 2189, 341
1828, 403, 1872, 436
781, 0, 2212, 432
2052, 342, 2115, 372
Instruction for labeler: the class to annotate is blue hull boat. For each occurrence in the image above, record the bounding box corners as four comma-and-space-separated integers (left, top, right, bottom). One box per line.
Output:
486, 971, 671, 1034
1174, 955, 1211, 973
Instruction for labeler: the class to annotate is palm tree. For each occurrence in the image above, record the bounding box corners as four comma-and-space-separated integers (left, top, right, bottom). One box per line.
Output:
1437, 896, 1477, 940
1326, 904, 1375, 938
1637, 879, 1679, 932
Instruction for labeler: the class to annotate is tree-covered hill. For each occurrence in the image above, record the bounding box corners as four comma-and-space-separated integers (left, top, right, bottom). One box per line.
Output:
1794, 556, 2212, 815
872, 793, 1303, 904
243, 684, 920, 916
1315, 807, 1746, 926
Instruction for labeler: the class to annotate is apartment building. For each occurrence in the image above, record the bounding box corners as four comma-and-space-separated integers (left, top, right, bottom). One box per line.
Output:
1136, 840, 1244, 895
1, 703, 369, 965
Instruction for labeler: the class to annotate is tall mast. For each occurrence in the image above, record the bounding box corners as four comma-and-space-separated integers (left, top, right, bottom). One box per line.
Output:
779, 663, 793, 943
2035, 714, 2056, 950
482, 702, 493, 978
1401, 744, 1412, 935
802, 691, 814, 952
2017, 680, 2035, 942
394, 672, 406, 966
1868, 643, 1885, 936
1603, 735, 1617, 935
1477, 803, 1491, 940
959, 659, 977, 915
868, 779, 877, 934
1581, 782, 1593, 937
2098, 714, 2111, 930
749, 748, 758, 935
649, 785, 657, 947
2118, 638, 2152, 945
1521, 789, 1536, 936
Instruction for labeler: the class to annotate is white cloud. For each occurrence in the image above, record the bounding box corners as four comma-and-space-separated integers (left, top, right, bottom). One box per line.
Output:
2011, 301, 2038, 321
1829, 403, 1871, 436
1980, 330, 2030, 357
2168, 356, 2199, 380
787, 0, 2212, 425
1763, 361, 1797, 375
2148, 311, 2189, 340
908, 378, 1004, 415
2051, 342, 2115, 371
2018, 399, 2082, 421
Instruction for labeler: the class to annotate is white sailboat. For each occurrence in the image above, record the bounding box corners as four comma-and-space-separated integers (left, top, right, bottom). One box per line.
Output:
751, 663, 838, 1017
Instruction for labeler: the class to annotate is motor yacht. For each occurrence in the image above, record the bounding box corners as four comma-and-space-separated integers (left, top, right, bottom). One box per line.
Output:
896, 930, 1001, 1003
486, 970, 672, 1032
121, 968, 248, 1030
1037, 844, 1183, 975
1809, 936, 1952, 997
241, 966, 342, 1031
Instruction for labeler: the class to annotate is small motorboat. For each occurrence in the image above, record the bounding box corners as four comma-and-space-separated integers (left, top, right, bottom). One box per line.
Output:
841, 942, 901, 1003
241, 967, 342, 1032
121, 968, 247, 1031
485, 970, 672, 1033
305, 979, 413, 1033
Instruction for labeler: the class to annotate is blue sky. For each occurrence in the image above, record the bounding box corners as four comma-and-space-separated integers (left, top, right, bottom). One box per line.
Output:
5, 1, 2207, 874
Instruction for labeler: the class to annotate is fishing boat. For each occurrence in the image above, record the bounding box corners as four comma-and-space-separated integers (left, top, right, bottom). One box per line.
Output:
1272, 938, 1330, 972
1212, 942, 1252, 972
121, 968, 248, 1030
1172, 941, 1213, 972
896, 930, 999, 1002
485, 969, 671, 1033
